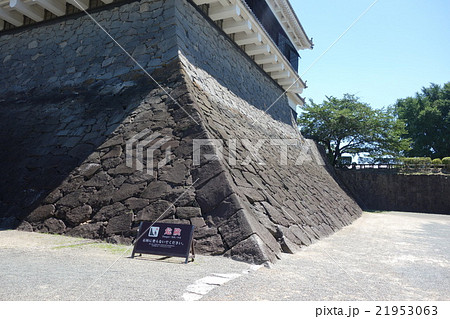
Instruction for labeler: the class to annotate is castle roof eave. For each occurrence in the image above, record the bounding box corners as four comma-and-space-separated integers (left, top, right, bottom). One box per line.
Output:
264, 0, 313, 50
192, 0, 307, 100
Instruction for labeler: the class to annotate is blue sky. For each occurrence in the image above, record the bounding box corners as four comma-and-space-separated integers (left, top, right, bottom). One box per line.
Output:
291, 0, 450, 109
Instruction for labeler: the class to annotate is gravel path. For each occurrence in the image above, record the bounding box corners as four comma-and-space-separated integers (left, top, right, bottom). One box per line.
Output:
203, 211, 450, 301
0, 211, 448, 301
0, 231, 253, 301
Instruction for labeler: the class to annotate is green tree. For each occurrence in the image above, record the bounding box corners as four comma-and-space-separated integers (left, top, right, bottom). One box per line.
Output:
395, 82, 450, 158
298, 94, 409, 166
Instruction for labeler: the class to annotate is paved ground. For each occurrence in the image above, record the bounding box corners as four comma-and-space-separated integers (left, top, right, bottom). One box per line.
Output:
0, 211, 448, 301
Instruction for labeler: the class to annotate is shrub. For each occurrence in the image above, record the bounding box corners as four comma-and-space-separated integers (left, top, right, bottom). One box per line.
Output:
432, 158, 442, 164
401, 157, 432, 165
442, 157, 450, 165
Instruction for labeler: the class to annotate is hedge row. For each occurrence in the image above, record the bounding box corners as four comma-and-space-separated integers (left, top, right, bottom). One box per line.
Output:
401, 157, 432, 165
400, 157, 450, 165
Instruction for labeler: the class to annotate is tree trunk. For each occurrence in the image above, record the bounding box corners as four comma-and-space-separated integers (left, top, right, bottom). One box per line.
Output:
333, 142, 341, 166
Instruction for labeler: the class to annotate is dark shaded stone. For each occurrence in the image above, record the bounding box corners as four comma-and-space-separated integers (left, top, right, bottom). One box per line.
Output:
194, 234, 225, 255
160, 139, 180, 151
42, 189, 62, 204
111, 175, 127, 188
56, 191, 90, 208
17, 220, 33, 232
102, 145, 122, 159
219, 209, 280, 257
124, 197, 150, 211
106, 212, 133, 234
26, 204, 55, 222
205, 193, 243, 226
194, 226, 218, 239
136, 200, 175, 221
191, 159, 224, 187
218, 210, 254, 248
108, 164, 137, 176
196, 172, 234, 213
190, 217, 206, 228
157, 218, 190, 225
69, 143, 94, 160
127, 170, 155, 184
99, 135, 124, 149
43, 218, 66, 234
159, 161, 187, 185
77, 163, 101, 178
280, 236, 299, 254
89, 184, 116, 208
112, 183, 145, 202
92, 202, 127, 222
260, 201, 291, 227
84, 171, 112, 188
141, 181, 171, 200
59, 176, 84, 194
65, 205, 92, 225
226, 234, 275, 264
164, 187, 196, 206
176, 207, 201, 219
106, 235, 133, 245
66, 222, 104, 239
240, 187, 265, 204
102, 157, 122, 170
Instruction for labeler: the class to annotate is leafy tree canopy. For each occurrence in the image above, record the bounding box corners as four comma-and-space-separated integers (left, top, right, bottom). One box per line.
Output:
298, 94, 410, 166
394, 82, 450, 159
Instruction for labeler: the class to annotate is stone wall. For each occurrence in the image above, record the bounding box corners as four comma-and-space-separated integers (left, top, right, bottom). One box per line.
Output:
175, 0, 296, 124
0, 0, 362, 263
181, 55, 361, 262
0, 0, 295, 125
0, 0, 179, 232
0, 0, 177, 96
336, 170, 450, 214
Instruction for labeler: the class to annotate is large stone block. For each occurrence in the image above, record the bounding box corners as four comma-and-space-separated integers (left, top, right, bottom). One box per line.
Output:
67, 222, 104, 239
65, 205, 92, 225
43, 218, 66, 234
141, 181, 171, 200
225, 234, 276, 264
106, 212, 133, 235
26, 205, 55, 223
136, 200, 176, 221
176, 207, 201, 219
195, 171, 234, 213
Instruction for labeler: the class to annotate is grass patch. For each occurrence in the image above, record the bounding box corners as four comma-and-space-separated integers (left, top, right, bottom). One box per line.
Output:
52, 241, 98, 249
90, 243, 130, 255
52, 241, 130, 255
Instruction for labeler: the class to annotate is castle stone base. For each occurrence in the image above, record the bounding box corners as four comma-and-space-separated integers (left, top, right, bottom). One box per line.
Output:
0, 0, 361, 263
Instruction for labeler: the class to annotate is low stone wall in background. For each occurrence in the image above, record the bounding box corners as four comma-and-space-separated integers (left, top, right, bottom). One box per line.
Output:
336, 170, 450, 214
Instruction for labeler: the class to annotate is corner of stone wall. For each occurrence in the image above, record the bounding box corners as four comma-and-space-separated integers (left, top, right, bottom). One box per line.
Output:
177, 65, 283, 263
